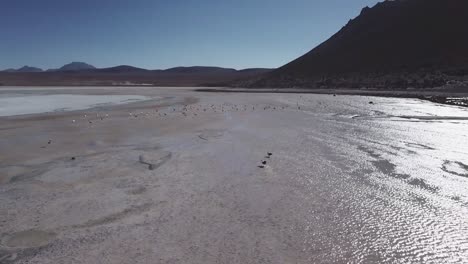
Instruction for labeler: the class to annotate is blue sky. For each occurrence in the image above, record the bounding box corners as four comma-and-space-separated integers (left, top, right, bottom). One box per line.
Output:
0, 0, 380, 70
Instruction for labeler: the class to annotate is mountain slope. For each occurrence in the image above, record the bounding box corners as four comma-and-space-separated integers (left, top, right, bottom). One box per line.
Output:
255, 0, 468, 89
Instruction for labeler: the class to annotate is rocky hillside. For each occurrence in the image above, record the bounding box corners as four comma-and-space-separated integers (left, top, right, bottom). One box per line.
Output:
252, 0, 468, 89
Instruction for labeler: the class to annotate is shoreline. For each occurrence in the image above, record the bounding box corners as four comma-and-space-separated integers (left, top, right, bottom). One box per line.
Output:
1, 85, 467, 108
195, 87, 468, 107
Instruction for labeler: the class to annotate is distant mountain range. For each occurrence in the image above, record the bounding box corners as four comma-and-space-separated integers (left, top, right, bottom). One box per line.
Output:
0, 62, 272, 87
250, 0, 468, 89
3, 62, 270, 75
4, 62, 97, 73
3, 66, 44, 73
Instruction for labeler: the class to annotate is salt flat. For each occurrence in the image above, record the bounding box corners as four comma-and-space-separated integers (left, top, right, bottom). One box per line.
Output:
0, 87, 467, 263
0, 94, 150, 117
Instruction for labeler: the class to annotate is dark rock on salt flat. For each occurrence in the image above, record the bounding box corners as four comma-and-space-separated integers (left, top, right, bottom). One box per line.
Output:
138, 151, 172, 171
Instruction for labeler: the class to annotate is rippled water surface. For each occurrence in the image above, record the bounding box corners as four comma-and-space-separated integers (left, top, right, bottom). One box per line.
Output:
278, 95, 468, 263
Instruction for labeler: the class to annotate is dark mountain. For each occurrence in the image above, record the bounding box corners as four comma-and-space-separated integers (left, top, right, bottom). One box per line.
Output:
58, 62, 96, 72
254, 0, 468, 89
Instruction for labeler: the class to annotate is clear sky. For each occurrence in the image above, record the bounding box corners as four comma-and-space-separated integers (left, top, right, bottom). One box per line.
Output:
0, 0, 381, 70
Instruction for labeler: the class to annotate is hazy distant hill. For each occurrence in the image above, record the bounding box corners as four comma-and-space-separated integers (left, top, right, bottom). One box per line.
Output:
3, 66, 43, 73
57, 62, 96, 72
252, 0, 468, 89
95, 65, 150, 73
164, 66, 237, 74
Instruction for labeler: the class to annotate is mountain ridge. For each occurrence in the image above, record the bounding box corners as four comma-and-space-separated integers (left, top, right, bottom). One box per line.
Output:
0, 63, 273, 87
3, 63, 271, 74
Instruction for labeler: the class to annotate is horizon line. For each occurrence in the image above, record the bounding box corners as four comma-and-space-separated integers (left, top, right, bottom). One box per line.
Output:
3, 63, 276, 72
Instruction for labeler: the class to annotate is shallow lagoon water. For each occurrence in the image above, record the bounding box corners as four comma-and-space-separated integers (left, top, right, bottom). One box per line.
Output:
0, 94, 149, 116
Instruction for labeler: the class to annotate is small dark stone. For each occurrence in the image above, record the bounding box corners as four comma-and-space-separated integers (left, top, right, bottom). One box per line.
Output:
267, 152, 273, 156
258, 165, 265, 169
71, 157, 76, 160
48, 140, 52, 144
262, 161, 267, 165
369, 101, 374, 104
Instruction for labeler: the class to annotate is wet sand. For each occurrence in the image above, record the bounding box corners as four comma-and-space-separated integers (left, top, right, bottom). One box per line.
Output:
1, 87, 468, 263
